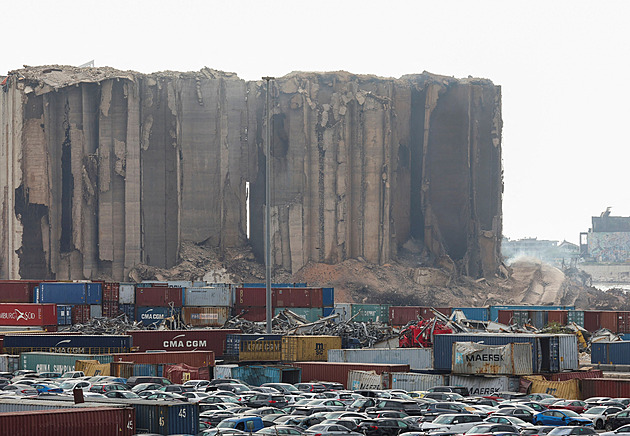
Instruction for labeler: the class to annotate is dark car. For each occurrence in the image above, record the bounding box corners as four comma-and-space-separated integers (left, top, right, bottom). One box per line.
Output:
358, 418, 421, 436
495, 407, 537, 423
319, 382, 344, 391
547, 427, 597, 436
465, 424, 520, 436
207, 383, 250, 393
350, 397, 378, 412
420, 402, 472, 420
89, 383, 129, 394
606, 410, 630, 430
126, 376, 172, 388
553, 401, 588, 414
428, 386, 471, 397
521, 426, 556, 436
425, 392, 465, 402
295, 383, 326, 393
246, 393, 288, 409
370, 399, 423, 416
158, 384, 194, 394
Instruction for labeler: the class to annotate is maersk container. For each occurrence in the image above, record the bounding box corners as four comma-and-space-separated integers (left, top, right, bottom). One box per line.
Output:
3, 334, 131, 354
21, 352, 114, 373
489, 305, 574, 322
327, 348, 433, 370
323, 288, 334, 307
450, 374, 520, 396
274, 307, 323, 323
184, 286, 232, 307
130, 400, 199, 435
0, 303, 57, 326
232, 365, 301, 386
0, 406, 135, 436
281, 336, 342, 362
119, 284, 135, 304
36, 283, 87, 304
434, 333, 578, 373
181, 306, 230, 327
390, 372, 447, 391
136, 306, 181, 326
350, 304, 389, 323
452, 342, 532, 375
226, 334, 282, 361
453, 308, 489, 321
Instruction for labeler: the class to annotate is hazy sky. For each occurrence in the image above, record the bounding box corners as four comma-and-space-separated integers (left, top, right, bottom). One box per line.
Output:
3, 0, 628, 245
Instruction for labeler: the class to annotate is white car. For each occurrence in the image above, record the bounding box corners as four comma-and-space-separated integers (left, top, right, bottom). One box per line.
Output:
182, 391, 210, 402
582, 406, 624, 429
60, 371, 85, 379
58, 379, 92, 393
183, 379, 211, 391
484, 415, 534, 429
421, 414, 484, 433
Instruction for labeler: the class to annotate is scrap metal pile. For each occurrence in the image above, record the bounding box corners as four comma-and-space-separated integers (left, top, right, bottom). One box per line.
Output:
60, 313, 143, 335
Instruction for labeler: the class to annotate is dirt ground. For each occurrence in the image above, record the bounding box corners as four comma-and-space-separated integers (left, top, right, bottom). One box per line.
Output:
126, 241, 630, 310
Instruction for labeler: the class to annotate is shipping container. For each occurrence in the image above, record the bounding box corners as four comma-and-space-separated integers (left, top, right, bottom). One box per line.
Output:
234, 287, 267, 307
112, 351, 214, 367
128, 329, 239, 355
0, 354, 19, 373
102, 301, 120, 318
234, 306, 266, 322
568, 310, 585, 327
390, 373, 448, 392
327, 348, 433, 370
450, 374, 520, 396
119, 284, 135, 304
452, 342, 532, 375
184, 286, 232, 307
0, 397, 131, 412
102, 282, 120, 302
275, 288, 324, 308
584, 311, 618, 332
3, 334, 131, 354
453, 308, 489, 321
57, 305, 72, 325
0, 407, 135, 436
498, 310, 514, 325
135, 287, 183, 307
241, 283, 308, 288
489, 305, 574, 322
333, 303, 352, 323
281, 336, 341, 362
90, 304, 102, 318
232, 365, 302, 386
135, 306, 181, 326
548, 369, 603, 381
292, 362, 410, 388
21, 352, 114, 373
214, 364, 238, 379
71, 305, 90, 324
434, 333, 578, 373
548, 310, 569, 326
529, 310, 549, 329
388, 306, 450, 326
130, 400, 199, 435
85, 283, 102, 304
274, 307, 323, 323
119, 303, 135, 321
581, 378, 630, 400
164, 363, 211, 384
0, 303, 57, 326
350, 304, 390, 323
322, 288, 334, 307
226, 334, 282, 361
348, 370, 386, 390
591, 341, 630, 365
35, 282, 98, 304
323, 307, 335, 317
513, 310, 529, 326
0, 280, 38, 303
618, 312, 630, 334
181, 306, 230, 327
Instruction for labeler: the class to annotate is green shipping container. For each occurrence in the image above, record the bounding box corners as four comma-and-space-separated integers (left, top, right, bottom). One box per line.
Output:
21, 352, 114, 374
350, 304, 390, 323
568, 310, 585, 327
512, 310, 529, 326
274, 307, 322, 323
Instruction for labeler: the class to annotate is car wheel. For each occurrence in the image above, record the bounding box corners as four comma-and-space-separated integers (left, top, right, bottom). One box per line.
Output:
605, 423, 614, 431
596, 420, 604, 430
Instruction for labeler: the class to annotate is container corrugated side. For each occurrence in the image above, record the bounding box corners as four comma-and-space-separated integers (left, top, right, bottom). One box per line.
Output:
0, 355, 19, 373
184, 286, 232, 307
451, 342, 532, 375
350, 304, 389, 323
232, 365, 302, 386
581, 378, 630, 399
0, 407, 135, 435
327, 348, 433, 370
291, 362, 410, 388
0, 281, 36, 303
548, 369, 603, 381
390, 372, 447, 391
181, 306, 230, 327
558, 334, 579, 370
450, 374, 515, 396
274, 307, 322, 323
36, 283, 87, 304
348, 370, 385, 390
333, 304, 352, 323
127, 329, 239, 354
281, 336, 341, 362
322, 288, 334, 307
4, 335, 130, 354
90, 304, 102, 318
237, 334, 282, 361
453, 307, 489, 321
568, 310, 584, 327
119, 284, 135, 304
112, 351, 214, 367
489, 305, 574, 322
130, 400, 199, 435
591, 342, 608, 364
215, 364, 238, 379
21, 352, 114, 373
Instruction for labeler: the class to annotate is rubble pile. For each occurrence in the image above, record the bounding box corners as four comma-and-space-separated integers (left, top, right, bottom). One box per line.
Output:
60, 313, 142, 335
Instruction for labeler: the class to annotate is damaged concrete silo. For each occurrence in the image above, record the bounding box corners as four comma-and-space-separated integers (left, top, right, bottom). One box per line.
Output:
0, 66, 502, 281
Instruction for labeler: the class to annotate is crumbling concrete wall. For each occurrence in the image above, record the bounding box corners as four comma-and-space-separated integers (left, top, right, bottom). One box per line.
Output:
0, 66, 502, 281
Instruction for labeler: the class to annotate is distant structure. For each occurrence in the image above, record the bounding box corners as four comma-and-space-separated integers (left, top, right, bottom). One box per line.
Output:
502, 237, 579, 266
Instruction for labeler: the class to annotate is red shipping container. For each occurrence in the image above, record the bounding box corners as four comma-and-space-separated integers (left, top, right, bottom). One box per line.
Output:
548, 369, 603, 381
72, 305, 90, 324
601, 311, 618, 332
618, 312, 630, 334
498, 310, 513, 325
135, 287, 183, 307
419, 307, 452, 318
235, 287, 267, 307
548, 310, 568, 325
127, 329, 239, 355
0, 407, 135, 436
234, 306, 267, 322
581, 378, 630, 399
102, 282, 120, 302
275, 288, 324, 308
164, 363, 211, 383
0, 303, 57, 326
389, 306, 422, 326
102, 301, 120, 318
0, 281, 38, 303
292, 362, 410, 389
112, 350, 215, 367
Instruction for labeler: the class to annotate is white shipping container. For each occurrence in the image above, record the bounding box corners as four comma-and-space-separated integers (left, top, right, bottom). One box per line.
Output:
184, 286, 233, 307
449, 374, 520, 396
348, 370, 384, 390
181, 306, 230, 327
214, 364, 238, 379
390, 372, 447, 391
452, 342, 532, 375
328, 348, 433, 370
0, 355, 20, 373
333, 304, 352, 323
90, 304, 102, 318
119, 284, 135, 304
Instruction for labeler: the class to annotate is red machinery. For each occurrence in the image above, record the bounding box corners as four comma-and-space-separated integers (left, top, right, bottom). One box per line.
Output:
399, 318, 453, 348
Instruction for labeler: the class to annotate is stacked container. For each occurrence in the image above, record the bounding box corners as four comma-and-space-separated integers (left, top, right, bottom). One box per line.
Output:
135, 286, 183, 326
388, 306, 452, 326
182, 285, 232, 327
101, 282, 120, 318
0, 280, 39, 303
234, 286, 326, 322
0, 303, 57, 328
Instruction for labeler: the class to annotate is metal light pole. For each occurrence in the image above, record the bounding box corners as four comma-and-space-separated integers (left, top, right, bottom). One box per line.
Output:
263, 76, 274, 334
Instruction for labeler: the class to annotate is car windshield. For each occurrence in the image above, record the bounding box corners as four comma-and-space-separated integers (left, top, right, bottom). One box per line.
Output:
59, 382, 76, 389
510, 417, 527, 425
433, 415, 455, 424
217, 421, 237, 429
280, 385, 299, 392
562, 410, 580, 417
467, 425, 491, 434
587, 407, 606, 414
548, 429, 573, 436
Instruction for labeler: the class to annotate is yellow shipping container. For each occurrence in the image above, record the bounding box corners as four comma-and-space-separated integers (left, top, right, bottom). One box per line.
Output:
282, 335, 342, 362
523, 375, 580, 400
75, 359, 111, 376
240, 339, 282, 361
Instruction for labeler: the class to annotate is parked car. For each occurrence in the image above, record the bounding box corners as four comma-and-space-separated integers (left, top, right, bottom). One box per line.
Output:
58, 380, 91, 393
553, 400, 588, 414
606, 410, 630, 430
215, 416, 265, 433
581, 407, 623, 429
258, 425, 305, 435
521, 426, 556, 436
428, 386, 471, 397
370, 399, 423, 416
31, 383, 63, 394
182, 379, 211, 391
158, 384, 194, 394
425, 392, 465, 402
358, 418, 420, 436
105, 391, 140, 399
246, 393, 289, 408
295, 383, 326, 393
60, 371, 85, 379
547, 426, 597, 436
131, 382, 163, 393
261, 382, 302, 395
126, 376, 172, 387
528, 394, 557, 402
145, 391, 187, 401
420, 413, 484, 433
533, 410, 593, 427
602, 424, 630, 436
494, 407, 537, 423
304, 423, 362, 435
465, 424, 520, 436
89, 383, 129, 394
484, 415, 534, 429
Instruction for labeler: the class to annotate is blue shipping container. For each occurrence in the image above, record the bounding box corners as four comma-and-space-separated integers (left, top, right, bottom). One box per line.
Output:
323, 307, 335, 317
36, 283, 88, 304
56, 305, 73, 325
129, 400, 199, 435
591, 341, 630, 365
232, 365, 302, 386
322, 288, 334, 307
119, 304, 135, 321
136, 306, 181, 326
489, 305, 575, 322
2, 334, 131, 354
453, 307, 489, 321
86, 283, 102, 304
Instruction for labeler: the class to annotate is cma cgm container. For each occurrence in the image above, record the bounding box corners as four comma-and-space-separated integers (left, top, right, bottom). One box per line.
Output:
181, 307, 230, 327
136, 307, 181, 326
281, 336, 341, 362
2, 334, 131, 354
226, 334, 282, 361
0, 407, 135, 436
35, 282, 102, 304
327, 348, 433, 370
135, 287, 183, 307
293, 362, 409, 389
0, 281, 38, 303
184, 286, 232, 307
434, 333, 578, 373
0, 303, 57, 326
128, 329, 240, 355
